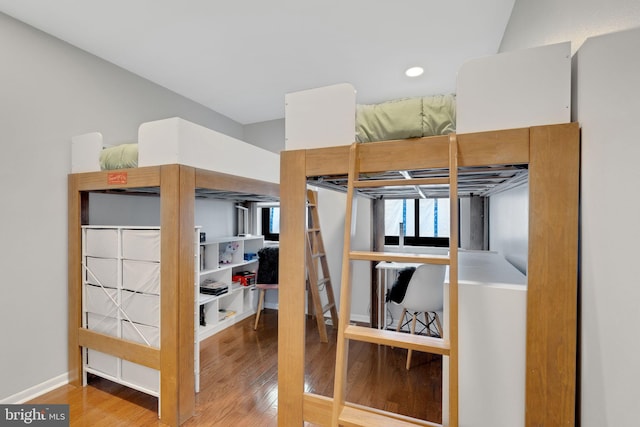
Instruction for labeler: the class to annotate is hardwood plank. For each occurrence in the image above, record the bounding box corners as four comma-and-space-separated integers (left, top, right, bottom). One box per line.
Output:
195, 168, 279, 198
303, 128, 530, 177
447, 134, 459, 427
160, 164, 182, 425
456, 127, 529, 166
526, 122, 579, 426
78, 328, 160, 369
357, 137, 450, 173
178, 165, 196, 424
350, 251, 450, 264
340, 405, 441, 427
67, 175, 83, 387
33, 311, 442, 426
344, 325, 450, 355
278, 150, 308, 426
332, 143, 361, 425
74, 166, 162, 191
353, 177, 449, 188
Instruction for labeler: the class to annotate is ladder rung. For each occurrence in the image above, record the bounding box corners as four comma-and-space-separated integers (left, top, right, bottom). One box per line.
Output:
340, 404, 442, 427
344, 325, 450, 356
312, 252, 325, 259
349, 251, 450, 265
353, 177, 449, 188
321, 303, 335, 313
307, 228, 320, 232
317, 278, 330, 286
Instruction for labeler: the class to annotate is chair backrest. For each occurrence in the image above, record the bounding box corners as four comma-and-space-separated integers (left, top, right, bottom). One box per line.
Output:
257, 246, 279, 284
401, 264, 446, 312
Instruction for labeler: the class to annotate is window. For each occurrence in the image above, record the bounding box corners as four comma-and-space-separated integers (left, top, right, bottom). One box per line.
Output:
384, 198, 450, 247
261, 206, 280, 241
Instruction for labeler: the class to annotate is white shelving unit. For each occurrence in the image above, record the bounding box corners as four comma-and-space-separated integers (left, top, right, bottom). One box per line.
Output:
196, 235, 263, 341
81, 226, 161, 397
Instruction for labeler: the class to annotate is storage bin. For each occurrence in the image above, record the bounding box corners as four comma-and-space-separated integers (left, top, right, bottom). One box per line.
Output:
86, 312, 118, 337
84, 284, 119, 318
87, 349, 118, 377
121, 319, 160, 393
121, 360, 160, 394
123, 260, 160, 294
85, 257, 118, 289
122, 320, 159, 348
85, 228, 118, 258
122, 229, 160, 262
121, 290, 160, 327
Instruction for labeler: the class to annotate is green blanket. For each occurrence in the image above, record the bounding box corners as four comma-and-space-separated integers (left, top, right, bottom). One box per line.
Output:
356, 94, 456, 143
99, 143, 138, 170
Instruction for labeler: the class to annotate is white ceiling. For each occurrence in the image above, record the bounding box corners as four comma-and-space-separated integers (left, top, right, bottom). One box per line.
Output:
0, 0, 515, 125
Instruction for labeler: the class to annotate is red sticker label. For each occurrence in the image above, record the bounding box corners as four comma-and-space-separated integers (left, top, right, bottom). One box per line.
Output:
107, 172, 128, 184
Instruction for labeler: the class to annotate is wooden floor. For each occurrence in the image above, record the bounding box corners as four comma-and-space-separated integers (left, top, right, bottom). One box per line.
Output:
30, 309, 441, 426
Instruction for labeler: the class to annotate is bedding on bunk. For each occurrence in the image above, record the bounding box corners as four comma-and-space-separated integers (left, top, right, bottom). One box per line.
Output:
355, 93, 456, 143
99, 143, 138, 170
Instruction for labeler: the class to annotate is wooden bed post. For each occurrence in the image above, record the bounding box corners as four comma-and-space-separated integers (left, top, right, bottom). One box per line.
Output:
278, 150, 307, 426
177, 165, 196, 424
159, 165, 195, 425
67, 175, 86, 387
527, 123, 579, 426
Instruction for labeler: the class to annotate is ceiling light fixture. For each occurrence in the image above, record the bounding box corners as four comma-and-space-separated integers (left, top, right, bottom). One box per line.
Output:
405, 66, 424, 77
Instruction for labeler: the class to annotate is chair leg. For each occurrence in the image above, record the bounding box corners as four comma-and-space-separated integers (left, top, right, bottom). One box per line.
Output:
254, 289, 266, 330
433, 312, 443, 338
396, 308, 407, 332
406, 312, 418, 370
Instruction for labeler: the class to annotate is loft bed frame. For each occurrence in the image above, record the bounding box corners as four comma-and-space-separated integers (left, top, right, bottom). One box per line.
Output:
68, 119, 279, 426
277, 123, 579, 426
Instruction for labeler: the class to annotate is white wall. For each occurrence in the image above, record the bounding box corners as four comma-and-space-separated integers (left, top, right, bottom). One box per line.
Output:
500, 1, 640, 424
244, 118, 285, 154
299, 188, 371, 324
0, 12, 246, 402
500, 0, 640, 55
488, 184, 528, 275
575, 28, 640, 427
89, 194, 236, 237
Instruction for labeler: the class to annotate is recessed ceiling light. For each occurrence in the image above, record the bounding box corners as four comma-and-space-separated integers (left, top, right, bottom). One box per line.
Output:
405, 66, 424, 77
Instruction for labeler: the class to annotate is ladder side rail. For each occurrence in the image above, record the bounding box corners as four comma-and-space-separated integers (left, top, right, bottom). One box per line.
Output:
308, 190, 339, 328
331, 143, 360, 426
448, 134, 459, 427
306, 231, 330, 343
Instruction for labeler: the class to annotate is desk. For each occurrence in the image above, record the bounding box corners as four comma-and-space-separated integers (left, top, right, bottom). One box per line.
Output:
377, 251, 527, 427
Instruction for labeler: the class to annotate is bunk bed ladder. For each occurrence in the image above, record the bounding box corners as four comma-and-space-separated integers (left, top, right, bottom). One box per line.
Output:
306, 189, 339, 343
331, 137, 459, 427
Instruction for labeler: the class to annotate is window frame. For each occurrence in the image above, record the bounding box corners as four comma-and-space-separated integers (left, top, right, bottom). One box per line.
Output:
383, 198, 455, 247
261, 206, 280, 241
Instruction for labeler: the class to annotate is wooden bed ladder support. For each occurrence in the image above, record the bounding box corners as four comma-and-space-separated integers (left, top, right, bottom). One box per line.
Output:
331, 137, 459, 427
306, 189, 339, 343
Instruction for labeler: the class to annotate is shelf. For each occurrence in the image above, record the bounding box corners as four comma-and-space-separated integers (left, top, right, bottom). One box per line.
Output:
199, 259, 257, 276
199, 293, 219, 305
196, 234, 262, 342
198, 309, 256, 342
217, 259, 258, 270
200, 235, 264, 245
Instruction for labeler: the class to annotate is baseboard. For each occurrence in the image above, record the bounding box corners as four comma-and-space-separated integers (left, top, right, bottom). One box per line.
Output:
0, 373, 69, 404
349, 313, 370, 324
263, 302, 278, 310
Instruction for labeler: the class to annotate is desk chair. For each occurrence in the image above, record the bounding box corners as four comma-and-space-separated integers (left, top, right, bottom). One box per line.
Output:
395, 263, 446, 369
253, 246, 279, 330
